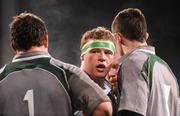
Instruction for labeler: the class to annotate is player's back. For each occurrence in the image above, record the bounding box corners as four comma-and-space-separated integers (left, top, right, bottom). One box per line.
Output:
144, 53, 180, 116
0, 57, 72, 116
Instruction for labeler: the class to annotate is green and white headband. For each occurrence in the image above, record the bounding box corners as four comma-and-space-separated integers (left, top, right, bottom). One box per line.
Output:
81, 40, 116, 55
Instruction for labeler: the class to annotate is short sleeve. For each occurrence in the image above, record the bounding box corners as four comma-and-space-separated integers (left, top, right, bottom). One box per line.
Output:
68, 70, 110, 116
118, 58, 149, 116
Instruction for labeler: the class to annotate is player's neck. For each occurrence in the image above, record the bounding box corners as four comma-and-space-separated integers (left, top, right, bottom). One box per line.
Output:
16, 46, 48, 55
122, 39, 147, 54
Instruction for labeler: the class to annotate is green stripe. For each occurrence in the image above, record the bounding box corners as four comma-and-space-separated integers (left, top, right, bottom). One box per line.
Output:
142, 53, 172, 91
81, 41, 115, 54
0, 58, 69, 92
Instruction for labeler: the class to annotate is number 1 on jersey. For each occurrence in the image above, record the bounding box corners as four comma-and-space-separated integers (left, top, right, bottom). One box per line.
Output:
24, 89, 34, 116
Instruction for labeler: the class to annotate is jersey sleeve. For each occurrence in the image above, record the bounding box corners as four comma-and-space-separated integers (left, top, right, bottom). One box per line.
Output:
118, 57, 149, 116
51, 59, 111, 115
68, 70, 110, 116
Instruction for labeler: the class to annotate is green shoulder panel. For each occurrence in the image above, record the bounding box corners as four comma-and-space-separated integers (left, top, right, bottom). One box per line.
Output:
142, 53, 168, 91
0, 58, 69, 92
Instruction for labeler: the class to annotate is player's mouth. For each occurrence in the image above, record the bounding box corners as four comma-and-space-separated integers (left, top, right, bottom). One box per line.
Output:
96, 64, 106, 72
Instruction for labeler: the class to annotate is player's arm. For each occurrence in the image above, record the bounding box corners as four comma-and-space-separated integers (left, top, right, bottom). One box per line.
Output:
67, 66, 112, 116
92, 102, 112, 116
118, 110, 143, 116
118, 58, 149, 116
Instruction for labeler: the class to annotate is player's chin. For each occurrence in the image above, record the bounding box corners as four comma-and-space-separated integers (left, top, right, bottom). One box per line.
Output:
95, 72, 107, 79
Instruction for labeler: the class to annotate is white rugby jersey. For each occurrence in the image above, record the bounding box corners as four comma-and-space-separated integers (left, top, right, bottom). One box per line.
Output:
118, 46, 180, 116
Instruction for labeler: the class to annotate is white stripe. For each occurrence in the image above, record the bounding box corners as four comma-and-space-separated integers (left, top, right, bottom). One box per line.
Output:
50, 59, 70, 90
0, 65, 6, 74
12, 55, 51, 62
136, 49, 155, 55
163, 84, 170, 116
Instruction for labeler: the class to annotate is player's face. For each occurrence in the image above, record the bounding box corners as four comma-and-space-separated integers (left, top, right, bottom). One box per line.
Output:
107, 54, 120, 92
82, 48, 114, 79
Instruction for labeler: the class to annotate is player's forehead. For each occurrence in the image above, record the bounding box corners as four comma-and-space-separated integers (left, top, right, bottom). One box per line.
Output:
89, 48, 112, 52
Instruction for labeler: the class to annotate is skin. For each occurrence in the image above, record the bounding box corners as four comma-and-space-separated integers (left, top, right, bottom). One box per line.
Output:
112, 31, 149, 54
80, 40, 115, 116
107, 36, 122, 92
107, 54, 121, 92
92, 102, 112, 116
81, 47, 115, 81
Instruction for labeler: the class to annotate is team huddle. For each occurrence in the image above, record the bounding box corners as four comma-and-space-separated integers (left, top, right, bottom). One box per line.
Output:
0, 8, 179, 116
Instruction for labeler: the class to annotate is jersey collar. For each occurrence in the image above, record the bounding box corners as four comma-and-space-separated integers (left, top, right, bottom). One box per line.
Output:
12, 51, 51, 62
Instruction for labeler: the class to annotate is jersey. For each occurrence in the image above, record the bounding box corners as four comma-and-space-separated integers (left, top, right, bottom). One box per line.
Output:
117, 46, 180, 116
102, 80, 118, 116
74, 79, 118, 116
94, 79, 118, 116
0, 51, 110, 116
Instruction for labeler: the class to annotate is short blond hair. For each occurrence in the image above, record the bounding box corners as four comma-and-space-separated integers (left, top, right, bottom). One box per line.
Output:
80, 27, 116, 50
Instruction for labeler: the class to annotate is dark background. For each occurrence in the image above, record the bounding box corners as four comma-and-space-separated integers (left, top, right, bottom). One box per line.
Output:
0, 0, 179, 85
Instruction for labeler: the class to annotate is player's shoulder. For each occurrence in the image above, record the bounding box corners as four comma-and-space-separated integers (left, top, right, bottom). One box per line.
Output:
49, 58, 84, 76
122, 50, 148, 69
0, 65, 6, 74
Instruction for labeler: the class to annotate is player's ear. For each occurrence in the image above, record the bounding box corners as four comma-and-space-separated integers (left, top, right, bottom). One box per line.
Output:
114, 32, 122, 43
145, 32, 149, 41
80, 54, 84, 61
44, 35, 48, 48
